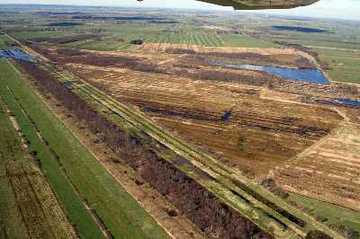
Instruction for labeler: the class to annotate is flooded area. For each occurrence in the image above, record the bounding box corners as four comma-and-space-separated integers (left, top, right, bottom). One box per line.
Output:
214, 62, 330, 85
0, 48, 34, 62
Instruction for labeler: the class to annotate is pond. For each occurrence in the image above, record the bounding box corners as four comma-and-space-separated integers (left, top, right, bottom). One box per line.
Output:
214, 63, 330, 85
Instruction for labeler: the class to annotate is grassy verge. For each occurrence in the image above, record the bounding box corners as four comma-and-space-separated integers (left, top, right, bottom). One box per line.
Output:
289, 193, 360, 238
0, 58, 105, 239
0, 59, 169, 239
0, 34, 13, 48
0, 97, 29, 239
1, 84, 77, 239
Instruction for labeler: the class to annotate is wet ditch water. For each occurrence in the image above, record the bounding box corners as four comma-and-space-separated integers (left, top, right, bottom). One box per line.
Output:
0, 48, 34, 62
333, 98, 360, 108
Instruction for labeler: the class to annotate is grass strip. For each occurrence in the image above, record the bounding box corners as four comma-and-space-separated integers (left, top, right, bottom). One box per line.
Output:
0, 97, 29, 239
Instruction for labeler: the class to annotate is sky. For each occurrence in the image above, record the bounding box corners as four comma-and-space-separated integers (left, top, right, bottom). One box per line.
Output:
0, 0, 360, 20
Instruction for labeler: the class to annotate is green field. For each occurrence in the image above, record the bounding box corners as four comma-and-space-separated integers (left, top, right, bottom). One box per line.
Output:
11, 30, 75, 41
221, 33, 277, 48
0, 59, 169, 239
316, 48, 360, 83
71, 36, 132, 51
65, 24, 228, 49
1, 11, 281, 51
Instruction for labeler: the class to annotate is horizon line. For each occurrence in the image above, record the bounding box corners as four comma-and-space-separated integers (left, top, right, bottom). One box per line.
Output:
0, 3, 359, 22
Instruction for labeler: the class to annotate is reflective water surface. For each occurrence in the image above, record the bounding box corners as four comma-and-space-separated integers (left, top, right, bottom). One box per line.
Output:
214, 63, 330, 85
0, 48, 34, 62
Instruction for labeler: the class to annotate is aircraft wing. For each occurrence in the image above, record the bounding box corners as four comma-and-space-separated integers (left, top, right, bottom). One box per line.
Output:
197, 0, 320, 9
